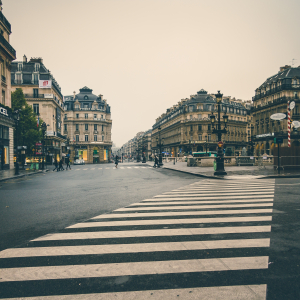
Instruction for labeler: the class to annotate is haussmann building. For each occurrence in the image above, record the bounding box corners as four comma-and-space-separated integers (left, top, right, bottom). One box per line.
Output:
64, 87, 112, 164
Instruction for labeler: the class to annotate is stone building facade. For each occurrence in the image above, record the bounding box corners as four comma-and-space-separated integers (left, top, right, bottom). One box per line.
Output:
252, 65, 300, 154
11, 56, 66, 163
0, 5, 16, 169
152, 89, 251, 157
64, 87, 112, 164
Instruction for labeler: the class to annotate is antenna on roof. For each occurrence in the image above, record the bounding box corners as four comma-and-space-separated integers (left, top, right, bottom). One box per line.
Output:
290, 59, 296, 66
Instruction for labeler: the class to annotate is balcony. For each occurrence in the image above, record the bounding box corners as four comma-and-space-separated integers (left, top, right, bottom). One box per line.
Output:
253, 84, 300, 101
24, 94, 45, 99
292, 114, 300, 120
0, 11, 11, 32
0, 32, 16, 59
1, 75, 5, 83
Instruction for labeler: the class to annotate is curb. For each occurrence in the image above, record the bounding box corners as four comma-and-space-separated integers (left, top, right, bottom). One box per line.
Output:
161, 166, 300, 179
0, 169, 49, 183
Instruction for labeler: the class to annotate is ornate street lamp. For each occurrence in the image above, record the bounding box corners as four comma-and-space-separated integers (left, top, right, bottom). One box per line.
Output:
13, 110, 20, 175
210, 91, 228, 175
41, 122, 47, 170
157, 126, 164, 166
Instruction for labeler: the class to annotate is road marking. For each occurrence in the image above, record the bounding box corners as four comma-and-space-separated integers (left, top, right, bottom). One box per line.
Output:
68, 216, 272, 228
155, 191, 274, 198
0, 256, 269, 282
0, 285, 267, 299
90, 168, 95, 170
138, 199, 273, 205
148, 195, 274, 201
0, 239, 270, 258
98, 168, 102, 169
75, 169, 80, 171
116, 203, 273, 211
92, 209, 273, 219
167, 188, 274, 194
127, 167, 132, 169
32, 226, 271, 241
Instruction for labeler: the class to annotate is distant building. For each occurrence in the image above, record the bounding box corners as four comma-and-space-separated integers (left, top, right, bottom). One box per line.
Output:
0, 5, 16, 169
11, 57, 66, 163
64, 87, 112, 163
152, 89, 251, 157
252, 65, 300, 154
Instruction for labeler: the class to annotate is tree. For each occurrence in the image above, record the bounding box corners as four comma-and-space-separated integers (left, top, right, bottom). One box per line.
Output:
11, 89, 44, 153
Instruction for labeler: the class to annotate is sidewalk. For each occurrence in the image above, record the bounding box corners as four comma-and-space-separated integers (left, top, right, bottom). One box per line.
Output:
153, 161, 300, 179
0, 168, 48, 182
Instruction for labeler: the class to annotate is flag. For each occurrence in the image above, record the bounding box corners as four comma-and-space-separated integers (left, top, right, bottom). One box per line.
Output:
37, 115, 39, 127
73, 136, 75, 142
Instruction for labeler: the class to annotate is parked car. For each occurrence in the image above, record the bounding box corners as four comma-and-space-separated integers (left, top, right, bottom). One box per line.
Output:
74, 159, 85, 165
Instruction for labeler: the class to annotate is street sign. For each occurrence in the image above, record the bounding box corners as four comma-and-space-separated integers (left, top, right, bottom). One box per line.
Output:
290, 101, 295, 110
270, 113, 286, 120
274, 137, 283, 143
217, 141, 223, 147
293, 120, 300, 128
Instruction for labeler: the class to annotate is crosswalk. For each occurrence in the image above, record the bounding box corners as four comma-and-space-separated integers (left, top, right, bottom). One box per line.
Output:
0, 178, 275, 299
72, 166, 152, 171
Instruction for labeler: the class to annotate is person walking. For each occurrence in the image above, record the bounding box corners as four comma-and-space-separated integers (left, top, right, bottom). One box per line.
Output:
153, 155, 159, 168
53, 159, 58, 171
65, 157, 71, 170
58, 158, 64, 171
115, 155, 119, 169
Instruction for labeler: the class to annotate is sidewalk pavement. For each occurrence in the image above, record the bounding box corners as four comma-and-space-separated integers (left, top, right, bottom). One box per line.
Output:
148, 161, 300, 179
0, 167, 49, 182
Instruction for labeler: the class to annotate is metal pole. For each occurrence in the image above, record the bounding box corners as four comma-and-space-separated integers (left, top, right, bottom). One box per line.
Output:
278, 142, 280, 174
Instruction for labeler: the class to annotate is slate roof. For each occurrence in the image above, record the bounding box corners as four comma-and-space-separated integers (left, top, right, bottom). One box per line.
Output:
259, 67, 300, 89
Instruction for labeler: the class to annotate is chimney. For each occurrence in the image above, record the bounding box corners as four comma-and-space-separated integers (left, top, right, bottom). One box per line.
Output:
99, 94, 103, 100
280, 65, 291, 72
73, 91, 76, 100
23, 55, 27, 63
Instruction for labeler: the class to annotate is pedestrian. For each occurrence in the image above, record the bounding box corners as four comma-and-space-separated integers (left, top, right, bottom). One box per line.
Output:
53, 159, 58, 171
65, 157, 71, 170
58, 158, 64, 171
115, 155, 119, 168
153, 155, 159, 168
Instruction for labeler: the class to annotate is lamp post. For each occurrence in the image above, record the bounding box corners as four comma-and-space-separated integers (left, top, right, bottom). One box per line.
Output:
210, 91, 228, 175
13, 110, 20, 175
156, 126, 164, 166
41, 122, 47, 170
204, 135, 208, 155
136, 140, 140, 162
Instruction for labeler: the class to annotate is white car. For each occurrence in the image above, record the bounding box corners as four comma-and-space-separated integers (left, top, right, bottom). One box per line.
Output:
74, 159, 85, 165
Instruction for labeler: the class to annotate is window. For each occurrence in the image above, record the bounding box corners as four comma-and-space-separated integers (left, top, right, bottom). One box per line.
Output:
33, 88, 39, 98
64, 124, 67, 131
94, 124, 97, 131
76, 114, 79, 119
75, 124, 79, 131
85, 113, 88, 119
94, 114, 97, 119
18, 63, 22, 71
102, 125, 104, 132
33, 74, 39, 84
208, 124, 211, 131
84, 96, 89, 100
33, 104, 39, 115
64, 114, 67, 120
198, 125, 202, 131
94, 135, 97, 141
189, 106, 193, 112
85, 124, 88, 131
207, 134, 211, 141
198, 135, 202, 141
101, 114, 103, 119
190, 125, 193, 131
34, 63, 40, 72
75, 105, 79, 109
102, 135, 104, 141
1, 90, 5, 105
85, 135, 88, 141
190, 115, 193, 119
198, 114, 202, 119
76, 135, 79, 142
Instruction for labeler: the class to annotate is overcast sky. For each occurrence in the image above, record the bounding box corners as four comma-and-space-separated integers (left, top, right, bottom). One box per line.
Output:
5, 0, 300, 147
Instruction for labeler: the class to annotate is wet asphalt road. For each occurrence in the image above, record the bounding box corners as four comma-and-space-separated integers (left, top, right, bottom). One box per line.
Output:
0, 164, 300, 299
0, 163, 199, 251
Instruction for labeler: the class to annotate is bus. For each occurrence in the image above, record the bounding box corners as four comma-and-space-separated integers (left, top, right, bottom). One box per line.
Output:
192, 151, 217, 158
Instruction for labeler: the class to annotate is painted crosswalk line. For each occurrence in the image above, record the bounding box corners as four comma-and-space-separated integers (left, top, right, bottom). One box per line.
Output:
0, 178, 275, 299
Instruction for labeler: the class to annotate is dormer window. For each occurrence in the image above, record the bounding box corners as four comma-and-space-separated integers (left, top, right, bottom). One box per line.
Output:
34, 63, 40, 72
17, 63, 23, 71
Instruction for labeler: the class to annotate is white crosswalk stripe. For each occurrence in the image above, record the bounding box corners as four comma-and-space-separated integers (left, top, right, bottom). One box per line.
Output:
0, 178, 274, 299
